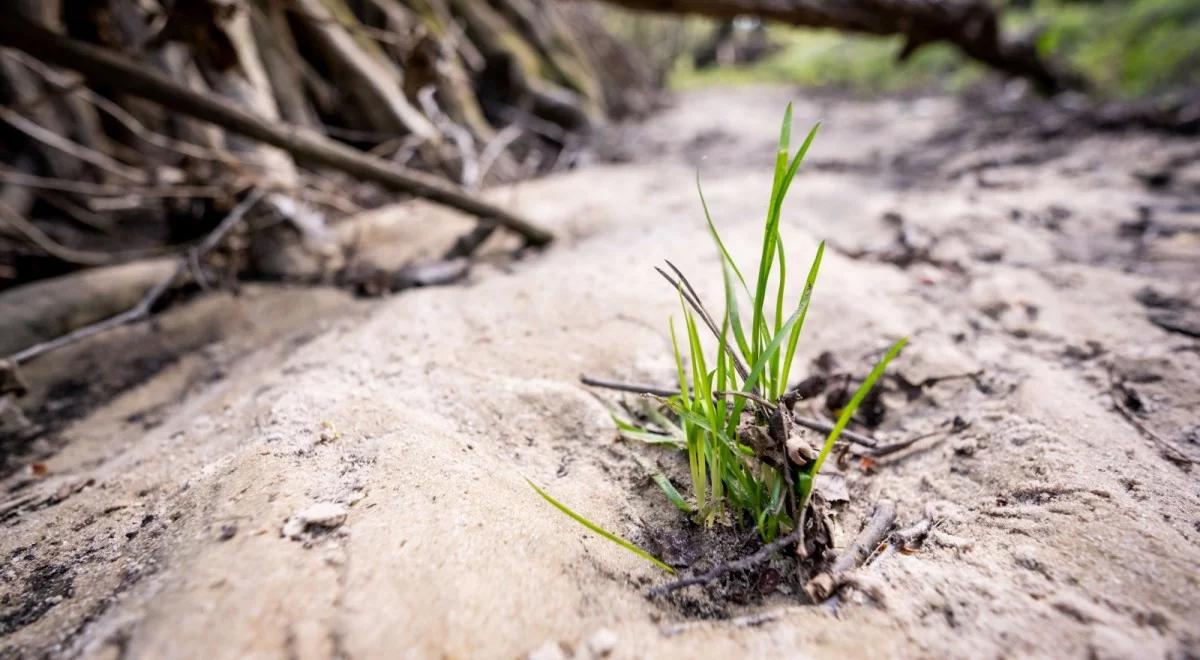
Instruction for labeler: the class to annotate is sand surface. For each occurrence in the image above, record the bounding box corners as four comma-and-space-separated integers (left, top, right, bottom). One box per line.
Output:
2, 86, 1199, 659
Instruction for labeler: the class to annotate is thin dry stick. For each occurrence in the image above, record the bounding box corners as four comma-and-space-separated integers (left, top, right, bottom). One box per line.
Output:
0, 168, 224, 199
803, 499, 896, 602
1108, 379, 1194, 466
0, 200, 166, 266
655, 263, 752, 381
0, 105, 146, 183
6, 188, 264, 365
580, 374, 880, 448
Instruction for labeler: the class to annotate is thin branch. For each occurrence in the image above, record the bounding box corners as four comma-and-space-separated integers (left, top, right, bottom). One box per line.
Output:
6, 188, 264, 365
0, 168, 224, 199
803, 500, 896, 602
656, 262, 752, 381
0, 105, 145, 183
0, 200, 165, 266
580, 374, 676, 397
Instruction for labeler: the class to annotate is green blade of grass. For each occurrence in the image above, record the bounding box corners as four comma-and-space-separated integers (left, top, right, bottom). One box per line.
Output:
798, 337, 908, 506
526, 479, 676, 574
615, 426, 686, 448
669, 318, 690, 406
753, 120, 819, 360
697, 174, 749, 293
752, 105, 797, 355
697, 176, 753, 363
771, 103, 794, 198
770, 236, 788, 397
779, 241, 825, 393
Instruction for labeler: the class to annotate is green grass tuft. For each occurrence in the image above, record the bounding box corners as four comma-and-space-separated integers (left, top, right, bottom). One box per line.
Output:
630, 105, 906, 540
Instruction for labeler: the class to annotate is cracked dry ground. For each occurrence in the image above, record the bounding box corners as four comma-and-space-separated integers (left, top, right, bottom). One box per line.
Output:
2, 86, 1198, 659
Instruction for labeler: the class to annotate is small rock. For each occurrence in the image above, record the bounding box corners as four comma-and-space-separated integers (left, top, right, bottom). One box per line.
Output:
282, 502, 348, 540
218, 523, 237, 541
583, 628, 618, 658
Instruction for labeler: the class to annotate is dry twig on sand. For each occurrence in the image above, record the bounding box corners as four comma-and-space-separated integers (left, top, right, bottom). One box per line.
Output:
803, 499, 896, 601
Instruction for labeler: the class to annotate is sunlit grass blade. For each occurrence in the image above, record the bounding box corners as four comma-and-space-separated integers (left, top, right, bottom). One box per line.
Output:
669, 318, 690, 406
797, 337, 908, 506
526, 479, 676, 574
779, 241, 825, 393
771, 103, 794, 197
770, 236, 787, 396
698, 177, 753, 362
697, 174, 749, 293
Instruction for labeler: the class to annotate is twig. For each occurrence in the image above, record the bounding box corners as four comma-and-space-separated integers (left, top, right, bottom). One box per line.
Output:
0, 200, 119, 266
1107, 376, 1194, 466
443, 221, 497, 260
579, 374, 880, 448
6, 189, 264, 365
648, 527, 804, 597
0, 168, 224, 199
4, 50, 238, 167
35, 191, 120, 235
579, 375, 675, 397
803, 499, 896, 602
477, 125, 523, 184
0, 105, 146, 183
418, 85, 479, 189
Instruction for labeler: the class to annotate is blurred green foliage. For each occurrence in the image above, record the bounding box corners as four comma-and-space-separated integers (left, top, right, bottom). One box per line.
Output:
671, 31, 984, 93
664, 0, 1200, 97
1032, 0, 1200, 96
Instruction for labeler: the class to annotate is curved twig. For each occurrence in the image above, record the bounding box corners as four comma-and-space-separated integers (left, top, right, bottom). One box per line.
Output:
6, 188, 264, 365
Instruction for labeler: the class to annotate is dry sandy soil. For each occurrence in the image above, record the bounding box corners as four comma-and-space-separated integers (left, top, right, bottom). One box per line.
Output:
2, 86, 1199, 659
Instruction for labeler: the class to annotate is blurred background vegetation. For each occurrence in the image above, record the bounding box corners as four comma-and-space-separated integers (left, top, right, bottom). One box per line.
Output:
607, 0, 1200, 97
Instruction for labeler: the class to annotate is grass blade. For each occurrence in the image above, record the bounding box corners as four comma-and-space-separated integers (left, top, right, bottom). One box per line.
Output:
779, 241, 825, 392
526, 479, 676, 574
798, 337, 908, 506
